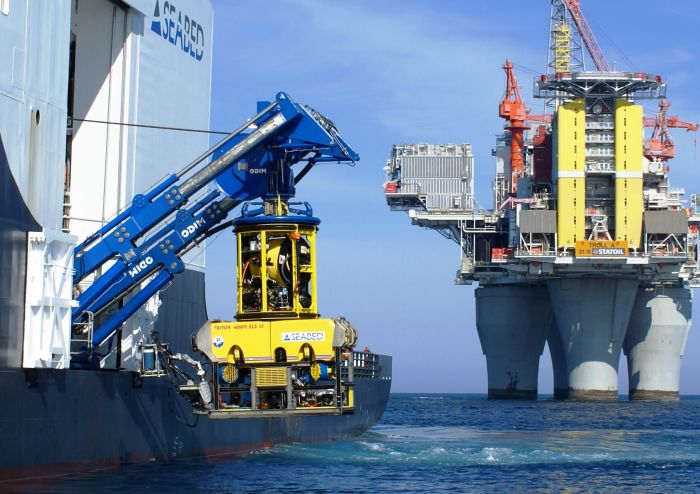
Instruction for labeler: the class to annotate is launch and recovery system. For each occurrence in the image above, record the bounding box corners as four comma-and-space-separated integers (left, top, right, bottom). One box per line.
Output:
71, 92, 366, 417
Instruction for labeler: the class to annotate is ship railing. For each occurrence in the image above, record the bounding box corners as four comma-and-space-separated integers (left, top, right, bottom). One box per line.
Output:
341, 351, 382, 380
70, 311, 94, 357
515, 247, 557, 257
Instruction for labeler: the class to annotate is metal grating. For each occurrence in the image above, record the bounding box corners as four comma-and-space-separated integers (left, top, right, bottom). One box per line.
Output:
644, 211, 688, 235
387, 144, 474, 212
519, 210, 557, 233
255, 367, 288, 387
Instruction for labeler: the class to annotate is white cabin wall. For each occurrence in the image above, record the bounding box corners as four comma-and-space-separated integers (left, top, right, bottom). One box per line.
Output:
68, 0, 213, 272
0, 0, 71, 231
69, 0, 130, 237
134, 0, 213, 271
0, 1, 73, 368
0, 1, 28, 187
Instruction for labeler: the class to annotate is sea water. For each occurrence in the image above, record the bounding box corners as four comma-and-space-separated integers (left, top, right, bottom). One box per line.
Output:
34, 394, 700, 493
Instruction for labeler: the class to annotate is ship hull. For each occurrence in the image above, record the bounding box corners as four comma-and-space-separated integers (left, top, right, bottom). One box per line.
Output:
0, 364, 391, 483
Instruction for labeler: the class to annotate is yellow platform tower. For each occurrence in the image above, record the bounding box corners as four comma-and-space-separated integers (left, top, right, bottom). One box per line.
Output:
614, 100, 644, 249
556, 99, 586, 250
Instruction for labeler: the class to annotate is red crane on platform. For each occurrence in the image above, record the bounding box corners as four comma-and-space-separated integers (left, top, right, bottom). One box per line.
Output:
499, 60, 552, 193
643, 99, 698, 163
561, 0, 611, 72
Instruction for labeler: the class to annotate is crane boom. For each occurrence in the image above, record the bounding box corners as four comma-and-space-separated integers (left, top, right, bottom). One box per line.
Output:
73, 92, 358, 347
562, 0, 611, 72
665, 117, 700, 131
526, 114, 553, 124
642, 99, 699, 163
643, 111, 699, 132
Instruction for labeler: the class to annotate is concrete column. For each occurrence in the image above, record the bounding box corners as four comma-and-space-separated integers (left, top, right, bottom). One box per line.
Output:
475, 285, 551, 399
623, 286, 692, 401
546, 321, 569, 399
547, 278, 638, 400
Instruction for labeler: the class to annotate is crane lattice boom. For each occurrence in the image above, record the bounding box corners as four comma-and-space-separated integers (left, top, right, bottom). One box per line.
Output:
562, 0, 611, 72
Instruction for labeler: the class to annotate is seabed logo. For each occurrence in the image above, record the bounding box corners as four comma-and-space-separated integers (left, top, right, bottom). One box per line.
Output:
282, 332, 325, 342
150, 0, 205, 61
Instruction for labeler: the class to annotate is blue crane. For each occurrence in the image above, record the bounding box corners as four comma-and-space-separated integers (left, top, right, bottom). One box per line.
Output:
72, 92, 358, 350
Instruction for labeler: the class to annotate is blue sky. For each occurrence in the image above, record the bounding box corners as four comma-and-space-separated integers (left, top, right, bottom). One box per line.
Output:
205, 1, 700, 393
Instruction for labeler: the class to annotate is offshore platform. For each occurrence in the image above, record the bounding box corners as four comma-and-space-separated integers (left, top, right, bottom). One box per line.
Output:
385, 0, 699, 400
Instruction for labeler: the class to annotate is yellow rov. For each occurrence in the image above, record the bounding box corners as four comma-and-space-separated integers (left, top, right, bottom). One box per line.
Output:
189, 205, 358, 418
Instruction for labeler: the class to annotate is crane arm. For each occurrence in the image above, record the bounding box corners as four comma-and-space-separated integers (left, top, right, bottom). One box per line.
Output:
501, 60, 524, 106
562, 0, 611, 72
664, 117, 699, 131
526, 114, 553, 124
642, 99, 698, 131
72, 92, 358, 347
642, 99, 698, 162
644, 117, 699, 131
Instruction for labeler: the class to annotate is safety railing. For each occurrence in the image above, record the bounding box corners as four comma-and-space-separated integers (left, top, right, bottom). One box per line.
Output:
340, 352, 390, 380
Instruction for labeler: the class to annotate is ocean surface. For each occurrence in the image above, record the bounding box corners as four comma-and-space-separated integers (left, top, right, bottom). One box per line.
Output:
30, 394, 700, 493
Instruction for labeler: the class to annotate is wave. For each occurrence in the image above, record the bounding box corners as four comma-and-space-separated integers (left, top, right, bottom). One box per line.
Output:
255, 426, 700, 469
